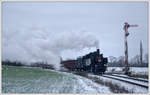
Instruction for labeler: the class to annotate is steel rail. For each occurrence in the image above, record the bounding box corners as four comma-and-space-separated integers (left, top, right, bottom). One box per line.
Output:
107, 74, 148, 83
102, 75, 148, 89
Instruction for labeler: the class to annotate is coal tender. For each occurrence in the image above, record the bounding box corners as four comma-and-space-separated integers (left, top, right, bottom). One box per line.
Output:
76, 49, 108, 74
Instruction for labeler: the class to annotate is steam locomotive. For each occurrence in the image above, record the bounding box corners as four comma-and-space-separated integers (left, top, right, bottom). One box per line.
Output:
76, 49, 108, 74
61, 49, 108, 74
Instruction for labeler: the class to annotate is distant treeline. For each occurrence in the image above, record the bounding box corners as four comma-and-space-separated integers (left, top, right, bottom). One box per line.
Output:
108, 62, 148, 67
2, 60, 54, 69
108, 54, 148, 67
2, 60, 25, 66
30, 62, 54, 69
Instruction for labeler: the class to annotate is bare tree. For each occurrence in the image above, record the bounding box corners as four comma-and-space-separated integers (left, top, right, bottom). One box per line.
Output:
109, 56, 117, 63
135, 55, 140, 64
144, 53, 148, 63
117, 56, 125, 67
140, 41, 143, 65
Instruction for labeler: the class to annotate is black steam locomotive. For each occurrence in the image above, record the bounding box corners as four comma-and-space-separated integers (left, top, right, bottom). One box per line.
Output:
76, 49, 108, 74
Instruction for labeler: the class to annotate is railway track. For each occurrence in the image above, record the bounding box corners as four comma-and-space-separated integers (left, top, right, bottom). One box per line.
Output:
108, 74, 148, 82
102, 75, 148, 89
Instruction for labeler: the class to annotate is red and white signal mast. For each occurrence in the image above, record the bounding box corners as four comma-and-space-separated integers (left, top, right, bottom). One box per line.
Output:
123, 22, 138, 75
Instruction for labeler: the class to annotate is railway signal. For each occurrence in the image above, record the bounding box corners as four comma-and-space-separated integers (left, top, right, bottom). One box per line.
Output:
123, 22, 138, 75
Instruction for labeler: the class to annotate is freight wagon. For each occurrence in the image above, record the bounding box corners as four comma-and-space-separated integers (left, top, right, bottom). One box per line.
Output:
61, 60, 77, 71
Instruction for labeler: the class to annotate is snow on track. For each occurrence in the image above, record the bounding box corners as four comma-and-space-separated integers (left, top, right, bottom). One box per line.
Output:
88, 74, 148, 93
112, 74, 148, 82
102, 75, 148, 89
104, 75, 148, 87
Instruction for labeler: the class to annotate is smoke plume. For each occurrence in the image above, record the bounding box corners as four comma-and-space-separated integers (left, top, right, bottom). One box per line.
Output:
2, 27, 99, 70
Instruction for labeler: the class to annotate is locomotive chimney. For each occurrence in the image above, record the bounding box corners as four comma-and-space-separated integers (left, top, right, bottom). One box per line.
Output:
97, 49, 100, 54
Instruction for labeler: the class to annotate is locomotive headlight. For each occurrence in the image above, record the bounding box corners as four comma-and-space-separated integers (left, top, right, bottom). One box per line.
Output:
104, 64, 107, 66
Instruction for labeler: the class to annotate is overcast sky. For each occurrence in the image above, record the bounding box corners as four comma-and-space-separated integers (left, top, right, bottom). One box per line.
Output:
2, 1, 148, 62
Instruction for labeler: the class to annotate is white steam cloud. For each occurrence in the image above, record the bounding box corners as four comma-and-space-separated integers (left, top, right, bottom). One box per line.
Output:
2, 27, 99, 70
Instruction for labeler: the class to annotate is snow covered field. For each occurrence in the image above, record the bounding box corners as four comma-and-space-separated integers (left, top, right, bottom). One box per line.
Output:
106, 67, 123, 73
106, 67, 148, 75
129, 67, 148, 75
2, 66, 111, 93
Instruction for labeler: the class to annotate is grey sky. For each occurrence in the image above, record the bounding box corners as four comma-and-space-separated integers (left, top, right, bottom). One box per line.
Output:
2, 2, 148, 61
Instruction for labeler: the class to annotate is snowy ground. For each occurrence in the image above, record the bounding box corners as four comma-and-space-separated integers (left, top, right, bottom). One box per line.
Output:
106, 67, 148, 75
106, 67, 123, 73
88, 74, 149, 93
2, 65, 111, 93
103, 75, 148, 87
129, 67, 148, 75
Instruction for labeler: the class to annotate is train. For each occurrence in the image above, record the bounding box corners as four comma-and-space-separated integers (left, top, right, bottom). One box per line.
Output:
61, 49, 108, 74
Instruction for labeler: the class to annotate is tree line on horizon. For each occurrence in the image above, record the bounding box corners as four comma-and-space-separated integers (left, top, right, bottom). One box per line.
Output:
108, 53, 148, 67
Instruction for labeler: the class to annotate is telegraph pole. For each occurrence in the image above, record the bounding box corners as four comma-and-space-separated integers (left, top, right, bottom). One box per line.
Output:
123, 22, 138, 75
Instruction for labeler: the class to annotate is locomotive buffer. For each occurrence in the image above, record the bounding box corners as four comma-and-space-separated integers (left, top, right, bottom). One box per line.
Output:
123, 22, 138, 75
